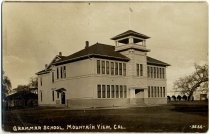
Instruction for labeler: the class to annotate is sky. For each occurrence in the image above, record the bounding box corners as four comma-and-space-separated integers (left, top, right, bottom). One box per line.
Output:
2, 2, 208, 95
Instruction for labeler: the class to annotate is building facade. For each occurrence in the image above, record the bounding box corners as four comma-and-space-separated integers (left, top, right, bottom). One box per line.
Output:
36, 30, 170, 108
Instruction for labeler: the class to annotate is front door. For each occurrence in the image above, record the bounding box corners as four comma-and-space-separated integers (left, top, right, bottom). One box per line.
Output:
61, 92, 65, 104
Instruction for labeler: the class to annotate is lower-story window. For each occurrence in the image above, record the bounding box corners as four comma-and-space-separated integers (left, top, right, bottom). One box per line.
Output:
120, 85, 123, 98
124, 85, 127, 98
163, 87, 165, 97
97, 84, 127, 99
148, 86, 166, 98
40, 91, 42, 102
111, 85, 115, 98
107, 85, 110, 98
52, 91, 54, 101
97, 85, 101, 98
102, 85, 106, 98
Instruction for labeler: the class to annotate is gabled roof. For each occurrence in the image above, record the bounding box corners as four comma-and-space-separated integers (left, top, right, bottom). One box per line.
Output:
36, 68, 51, 75
111, 30, 150, 40
46, 55, 66, 69
147, 56, 170, 66
53, 43, 130, 65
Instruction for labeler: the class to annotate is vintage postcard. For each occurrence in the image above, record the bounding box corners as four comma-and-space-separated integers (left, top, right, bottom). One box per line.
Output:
2, 1, 208, 133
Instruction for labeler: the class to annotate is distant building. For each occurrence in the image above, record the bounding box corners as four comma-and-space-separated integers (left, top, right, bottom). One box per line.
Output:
36, 30, 170, 108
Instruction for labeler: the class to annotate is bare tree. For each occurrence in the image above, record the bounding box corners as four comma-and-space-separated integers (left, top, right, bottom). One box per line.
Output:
173, 64, 208, 100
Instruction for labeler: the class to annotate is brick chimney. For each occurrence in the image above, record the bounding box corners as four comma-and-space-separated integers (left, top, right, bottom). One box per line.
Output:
59, 52, 62, 56
45, 64, 48, 70
85, 41, 89, 48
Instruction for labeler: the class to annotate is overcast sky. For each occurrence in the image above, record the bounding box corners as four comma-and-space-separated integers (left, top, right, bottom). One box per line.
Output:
3, 2, 208, 95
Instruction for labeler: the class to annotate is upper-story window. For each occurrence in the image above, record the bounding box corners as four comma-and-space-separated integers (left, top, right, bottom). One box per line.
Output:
57, 66, 66, 79
148, 65, 165, 79
97, 60, 100, 74
140, 64, 143, 76
119, 63, 122, 75
136, 64, 143, 76
102, 61, 105, 74
147, 66, 150, 77
52, 72, 54, 83
40, 77, 42, 86
63, 66, 66, 78
106, 61, 109, 74
111, 62, 114, 75
154, 67, 156, 78
96, 60, 126, 76
136, 64, 139, 76
57, 68, 59, 79
123, 63, 126, 76
115, 62, 118, 75
159, 68, 162, 78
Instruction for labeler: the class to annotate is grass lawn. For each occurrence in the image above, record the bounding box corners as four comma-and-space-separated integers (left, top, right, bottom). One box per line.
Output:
2, 101, 208, 132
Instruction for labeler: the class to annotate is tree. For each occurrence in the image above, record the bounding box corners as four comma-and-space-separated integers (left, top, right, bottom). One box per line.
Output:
28, 77, 38, 88
2, 75, 12, 99
173, 64, 208, 100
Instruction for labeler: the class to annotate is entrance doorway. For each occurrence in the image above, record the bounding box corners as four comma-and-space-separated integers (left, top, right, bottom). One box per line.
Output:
61, 92, 65, 104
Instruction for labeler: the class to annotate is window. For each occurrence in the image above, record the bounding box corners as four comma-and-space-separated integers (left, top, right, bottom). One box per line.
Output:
140, 64, 143, 76
148, 86, 150, 97
136, 64, 139, 76
123, 63, 126, 76
107, 85, 110, 98
154, 87, 156, 97
97, 60, 100, 74
102, 61, 105, 74
154, 67, 156, 78
102, 85, 106, 98
159, 68, 162, 78
116, 85, 119, 98
162, 68, 165, 79
57, 68, 59, 79
52, 72, 54, 83
150, 67, 153, 78
151, 86, 153, 97
111, 85, 115, 98
40, 77, 42, 86
157, 67, 159, 78
160, 87, 162, 97
63, 66, 66, 78
147, 66, 150, 78
157, 87, 159, 97
163, 87, 165, 97
60, 66, 63, 78
40, 91, 42, 102
111, 62, 114, 75
124, 85, 127, 98
52, 91, 54, 101
97, 85, 101, 98
57, 92, 59, 98
119, 63, 122, 75
106, 61, 109, 74
120, 85, 123, 98
115, 62, 118, 75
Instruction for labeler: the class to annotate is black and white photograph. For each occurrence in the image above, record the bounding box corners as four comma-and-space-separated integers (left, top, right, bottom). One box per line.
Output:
2, 1, 208, 132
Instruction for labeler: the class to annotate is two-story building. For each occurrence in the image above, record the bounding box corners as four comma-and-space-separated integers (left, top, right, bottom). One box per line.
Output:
36, 30, 170, 108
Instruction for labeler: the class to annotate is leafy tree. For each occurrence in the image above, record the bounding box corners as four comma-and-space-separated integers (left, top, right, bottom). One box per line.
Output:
173, 64, 208, 100
177, 95, 181, 101
28, 77, 38, 88
2, 74, 12, 99
13, 85, 29, 92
